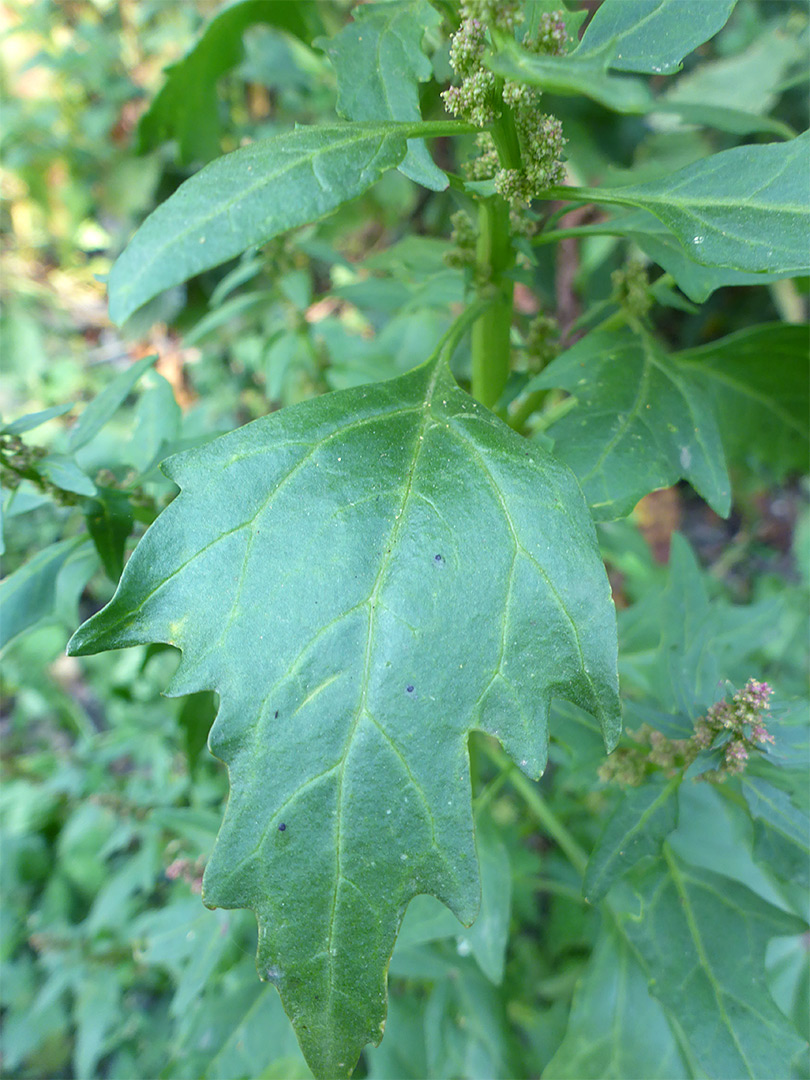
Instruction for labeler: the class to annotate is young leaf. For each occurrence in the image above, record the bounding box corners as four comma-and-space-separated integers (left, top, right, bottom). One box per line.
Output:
583, 776, 680, 902
530, 329, 730, 520
621, 846, 808, 1079
316, 1, 448, 192
137, 0, 325, 163
68, 354, 159, 453
550, 134, 810, 275
544, 926, 690, 1079
677, 323, 810, 479
487, 37, 653, 114
67, 358, 620, 1078
574, 0, 737, 75
108, 121, 465, 326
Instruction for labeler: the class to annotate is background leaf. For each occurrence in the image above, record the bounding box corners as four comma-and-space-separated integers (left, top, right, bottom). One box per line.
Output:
316, 1, 447, 191
67, 358, 620, 1077
583, 777, 680, 902
531, 329, 730, 520
545, 926, 689, 1079
620, 846, 807, 1079
68, 355, 158, 453
137, 0, 324, 163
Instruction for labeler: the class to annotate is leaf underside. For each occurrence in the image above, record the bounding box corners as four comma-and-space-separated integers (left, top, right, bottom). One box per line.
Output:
68, 360, 620, 1077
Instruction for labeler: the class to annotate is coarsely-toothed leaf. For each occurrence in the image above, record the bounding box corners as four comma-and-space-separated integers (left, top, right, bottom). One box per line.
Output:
108, 121, 466, 326
584, 776, 680, 901
487, 36, 653, 114
67, 358, 620, 1078
544, 926, 690, 1079
677, 323, 810, 479
741, 776, 810, 890
620, 846, 808, 1079
316, 1, 448, 192
549, 134, 810, 275
137, 0, 324, 163
530, 329, 730, 520
574, 0, 737, 75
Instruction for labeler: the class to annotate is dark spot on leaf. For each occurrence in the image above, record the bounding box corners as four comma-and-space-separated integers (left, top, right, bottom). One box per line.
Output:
406, 685, 414, 694
279, 823, 286, 832
274, 710, 279, 718
434, 554, 442, 562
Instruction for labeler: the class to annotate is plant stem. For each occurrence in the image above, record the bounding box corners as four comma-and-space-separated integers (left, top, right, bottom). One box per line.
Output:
471, 198, 514, 408
481, 740, 589, 877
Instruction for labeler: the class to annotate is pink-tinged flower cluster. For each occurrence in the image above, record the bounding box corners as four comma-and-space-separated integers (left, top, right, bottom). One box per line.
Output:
599, 679, 775, 787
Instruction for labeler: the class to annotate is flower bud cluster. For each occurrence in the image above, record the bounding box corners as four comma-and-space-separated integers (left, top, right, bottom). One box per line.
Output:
495, 112, 565, 207
444, 210, 478, 270
611, 257, 653, 319
443, 8, 569, 209
521, 313, 559, 372
599, 679, 775, 788
0, 432, 79, 505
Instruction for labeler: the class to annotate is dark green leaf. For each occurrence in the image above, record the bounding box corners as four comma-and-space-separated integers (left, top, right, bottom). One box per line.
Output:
741, 776, 810, 890
108, 121, 465, 326
137, 0, 325, 163
1, 403, 73, 436
0, 538, 85, 651
677, 323, 810, 479
531, 329, 730, 520
68, 355, 158, 453
553, 134, 810, 274
487, 36, 653, 114
621, 846, 807, 1078
545, 926, 689, 1079
67, 357, 620, 1077
316, 1, 447, 191
574, 0, 737, 75
85, 488, 134, 582
584, 776, 680, 901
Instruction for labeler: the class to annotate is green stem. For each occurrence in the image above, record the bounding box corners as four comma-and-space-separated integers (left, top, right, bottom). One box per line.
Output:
481, 740, 589, 877
471, 199, 514, 408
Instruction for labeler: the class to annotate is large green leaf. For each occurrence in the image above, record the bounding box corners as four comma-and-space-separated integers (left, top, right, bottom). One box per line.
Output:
137, 0, 324, 163
574, 0, 737, 75
545, 926, 690, 1079
548, 134, 810, 275
530, 329, 730, 520
67, 356, 620, 1077
621, 847, 807, 1078
316, 0, 447, 191
676, 323, 810, 479
108, 120, 466, 326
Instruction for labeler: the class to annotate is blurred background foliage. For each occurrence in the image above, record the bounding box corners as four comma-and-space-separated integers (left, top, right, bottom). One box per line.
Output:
0, 0, 808, 1077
